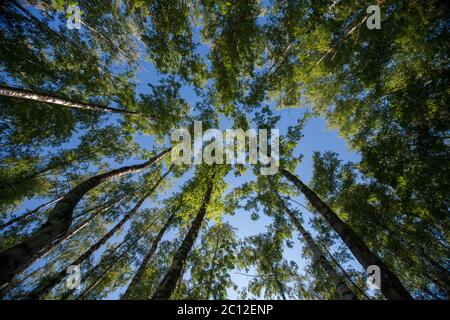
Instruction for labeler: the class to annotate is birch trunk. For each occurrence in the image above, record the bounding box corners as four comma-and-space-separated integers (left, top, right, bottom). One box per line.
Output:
281, 168, 412, 300
63, 212, 162, 300
0, 194, 127, 298
277, 194, 357, 299
0, 148, 170, 286
152, 183, 213, 299
27, 168, 171, 299
0, 195, 63, 231
123, 212, 175, 299
0, 85, 138, 115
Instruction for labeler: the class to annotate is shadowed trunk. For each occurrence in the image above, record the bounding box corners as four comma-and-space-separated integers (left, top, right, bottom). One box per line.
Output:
152, 183, 213, 300
0, 195, 127, 297
62, 212, 163, 300
277, 193, 357, 300
281, 168, 412, 300
0, 148, 171, 287
0, 85, 138, 115
26, 168, 171, 299
36, 197, 125, 259
0, 195, 63, 231
123, 212, 176, 299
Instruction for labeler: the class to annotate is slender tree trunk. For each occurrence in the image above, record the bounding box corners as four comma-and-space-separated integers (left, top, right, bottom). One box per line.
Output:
152, 183, 213, 300
0, 199, 121, 298
0, 195, 126, 297
27, 195, 146, 299
79, 20, 134, 62
0, 148, 170, 287
72, 194, 128, 220
174, 263, 187, 296
269, 262, 287, 300
26, 168, 171, 299
63, 212, 163, 300
123, 213, 175, 299
204, 236, 220, 300
370, 218, 450, 296
7, 0, 120, 93
0, 85, 138, 115
0, 195, 63, 231
277, 194, 357, 300
280, 168, 412, 300
40, 198, 123, 255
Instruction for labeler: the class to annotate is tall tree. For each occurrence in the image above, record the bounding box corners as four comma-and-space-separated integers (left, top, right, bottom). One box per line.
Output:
25, 167, 172, 299
122, 208, 177, 299
151, 164, 227, 299
151, 184, 212, 299
0, 148, 171, 287
310, 151, 449, 298
280, 168, 412, 300
276, 192, 357, 300
0, 85, 139, 115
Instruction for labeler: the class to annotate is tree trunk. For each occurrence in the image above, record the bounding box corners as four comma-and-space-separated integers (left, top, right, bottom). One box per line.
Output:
0, 148, 170, 287
269, 262, 287, 300
63, 212, 163, 300
123, 212, 176, 299
204, 236, 220, 299
0, 85, 138, 115
151, 183, 213, 300
0, 195, 63, 231
39, 198, 123, 257
277, 194, 357, 300
79, 20, 134, 62
0, 195, 127, 297
26, 168, 171, 299
280, 168, 412, 300
72, 194, 128, 220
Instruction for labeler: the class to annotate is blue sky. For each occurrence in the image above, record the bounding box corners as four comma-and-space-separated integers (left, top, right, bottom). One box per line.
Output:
129, 41, 363, 298
6, 3, 367, 299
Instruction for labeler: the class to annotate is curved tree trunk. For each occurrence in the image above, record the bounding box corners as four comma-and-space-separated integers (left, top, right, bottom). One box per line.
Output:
36, 198, 124, 258
0, 85, 138, 115
28, 195, 146, 299
0, 148, 171, 287
152, 183, 213, 300
0, 198, 122, 298
123, 212, 176, 299
0, 194, 127, 297
280, 168, 412, 300
277, 193, 357, 300
26, 168, 171, 299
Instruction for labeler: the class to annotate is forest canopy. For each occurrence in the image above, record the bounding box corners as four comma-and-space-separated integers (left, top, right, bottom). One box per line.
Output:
0, 0, 448, 300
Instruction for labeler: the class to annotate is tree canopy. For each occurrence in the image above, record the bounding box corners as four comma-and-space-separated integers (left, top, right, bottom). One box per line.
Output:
0, 0, 448, 300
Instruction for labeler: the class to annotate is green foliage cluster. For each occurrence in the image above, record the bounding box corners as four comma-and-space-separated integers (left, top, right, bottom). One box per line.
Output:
0, 0, 447, 300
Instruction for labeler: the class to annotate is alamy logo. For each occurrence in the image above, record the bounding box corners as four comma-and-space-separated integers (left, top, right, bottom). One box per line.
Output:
67, 5, 82, 30
66, 265, 81, 289
367, 265, 381, 290
366, 5, 381, 29
171, 121, 279, 175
